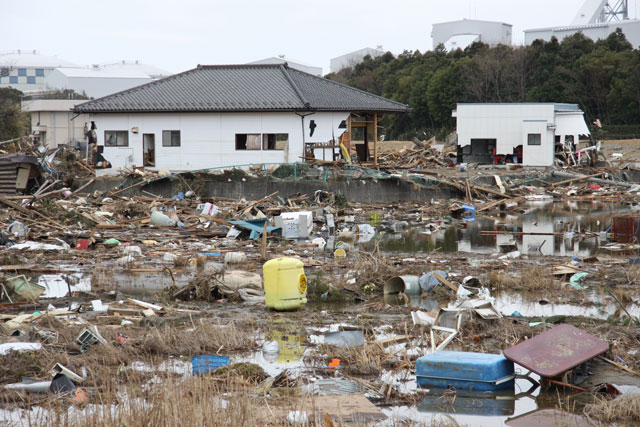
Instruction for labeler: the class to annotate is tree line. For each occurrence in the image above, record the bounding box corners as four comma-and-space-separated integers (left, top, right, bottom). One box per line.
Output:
326, 29, 640, 140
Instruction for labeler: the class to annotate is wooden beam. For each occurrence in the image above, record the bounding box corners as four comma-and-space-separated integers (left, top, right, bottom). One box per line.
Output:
373, 113, 378, 166
476, 196, 524, 212
549, 172, 604, 189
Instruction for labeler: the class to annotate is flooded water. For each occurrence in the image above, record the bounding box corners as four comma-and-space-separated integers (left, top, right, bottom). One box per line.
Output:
387, 293, 640, 320
371, 201, 638, 257
212, 320, 600, 427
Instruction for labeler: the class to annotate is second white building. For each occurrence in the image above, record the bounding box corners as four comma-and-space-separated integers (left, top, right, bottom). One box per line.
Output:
453, 103, 591, 167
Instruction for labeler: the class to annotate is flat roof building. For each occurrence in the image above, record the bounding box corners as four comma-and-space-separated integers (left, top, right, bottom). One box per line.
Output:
454, 103, 590, 167
525, 0, 640, 48
432, 19, 513, 50
44, 67, 155, 98
0, 50, 80, 93
248, 56, 322, 76
330, 47, 385, 73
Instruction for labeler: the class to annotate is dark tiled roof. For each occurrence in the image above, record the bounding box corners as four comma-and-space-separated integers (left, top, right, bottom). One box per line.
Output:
74, 64, 410, 114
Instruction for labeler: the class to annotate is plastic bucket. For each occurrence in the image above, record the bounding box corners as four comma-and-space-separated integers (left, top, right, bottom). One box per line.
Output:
384, 275, 421, 295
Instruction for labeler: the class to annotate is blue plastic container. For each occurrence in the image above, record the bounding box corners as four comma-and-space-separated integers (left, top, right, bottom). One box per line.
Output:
416, 351, 514, 391
192, 355, 230, 375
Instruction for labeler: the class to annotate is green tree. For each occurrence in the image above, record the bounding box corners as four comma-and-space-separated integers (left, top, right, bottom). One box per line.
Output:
0, 88, 29, 141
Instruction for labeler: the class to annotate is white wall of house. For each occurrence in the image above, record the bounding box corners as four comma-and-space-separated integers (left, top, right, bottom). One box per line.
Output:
91, 111, 349, 171
455, 103, 589, 167
21, 99, 89, 148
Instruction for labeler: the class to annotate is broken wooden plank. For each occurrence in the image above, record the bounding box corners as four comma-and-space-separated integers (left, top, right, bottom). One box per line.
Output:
196, 214, 233, 228
374, 335, 411, 347
126, 298, 163, 312
431, 272, 458, 292
107, 306, 143, 316
494, 175, 506, 194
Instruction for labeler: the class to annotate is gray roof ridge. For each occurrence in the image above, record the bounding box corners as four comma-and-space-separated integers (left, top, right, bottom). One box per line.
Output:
279, 64, 311, 109
287, 67, 410, 109
196, 63, 288, 70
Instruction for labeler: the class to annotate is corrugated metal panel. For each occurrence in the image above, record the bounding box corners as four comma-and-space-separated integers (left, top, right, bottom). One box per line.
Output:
0, 156, 17, 195
612, 215, 640, 243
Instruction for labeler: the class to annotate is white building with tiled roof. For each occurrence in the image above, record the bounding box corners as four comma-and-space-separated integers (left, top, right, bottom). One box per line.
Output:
73, 64, 410, 171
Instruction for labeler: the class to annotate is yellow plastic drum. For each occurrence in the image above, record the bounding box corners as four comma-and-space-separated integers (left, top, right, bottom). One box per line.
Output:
263, 257, 307, 311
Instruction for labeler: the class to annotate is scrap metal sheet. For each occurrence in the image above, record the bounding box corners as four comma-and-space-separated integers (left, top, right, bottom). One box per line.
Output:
503, 324, 608, 378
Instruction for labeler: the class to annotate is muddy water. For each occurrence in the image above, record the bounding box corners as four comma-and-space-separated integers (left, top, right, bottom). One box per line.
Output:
372, 201, 637, 257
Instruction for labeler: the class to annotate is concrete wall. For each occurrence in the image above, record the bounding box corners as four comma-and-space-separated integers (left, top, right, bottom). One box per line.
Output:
21, 99, 89, 148
84, 175, 457, 203
92, 111, 349, 171
525, 20, 640, 48
432, 20, 512, 49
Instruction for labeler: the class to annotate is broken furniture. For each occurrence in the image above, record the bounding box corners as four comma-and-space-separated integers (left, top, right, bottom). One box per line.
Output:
503, 324, 609, 384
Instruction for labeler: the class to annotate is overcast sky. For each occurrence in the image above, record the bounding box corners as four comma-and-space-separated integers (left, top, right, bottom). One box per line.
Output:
2, 0, 639, 74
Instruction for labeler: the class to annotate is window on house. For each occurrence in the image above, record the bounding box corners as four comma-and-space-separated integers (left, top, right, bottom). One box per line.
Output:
236, 134, 261, 150
35, 69, 44, 77
263, 133, 288, 150
17, 68, 26, 76
527, 133, 541, 146
26, 76, 36, 84
104, 131, 129, 147
162, 130, 181, 147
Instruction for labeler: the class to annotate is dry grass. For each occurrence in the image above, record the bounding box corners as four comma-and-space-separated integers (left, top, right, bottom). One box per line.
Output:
315, 343, 400, 377
0, 350, 49, 384
0, 319, 258, 393
584, 394, 640, 425
133, 321, 257, 357
487, 266, 557, 292
1, 373, 391, 427
458, 316, 531, 353
353, 248, 398, 292
173, 256, 189, 267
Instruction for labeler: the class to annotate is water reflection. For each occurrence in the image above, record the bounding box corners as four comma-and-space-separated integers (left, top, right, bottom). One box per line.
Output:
236, 319, 308, 377
372, 202, 635, 257
384, 294, 640, 319
417, 388, 518, 416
